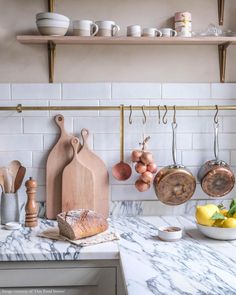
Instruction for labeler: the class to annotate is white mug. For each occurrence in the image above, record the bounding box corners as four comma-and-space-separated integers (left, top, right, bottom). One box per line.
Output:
73, 20, 99, 36
127, 25, 142, 37
142, 27, 162, 37
160, 28, 177, 37
95, 20, 120, 37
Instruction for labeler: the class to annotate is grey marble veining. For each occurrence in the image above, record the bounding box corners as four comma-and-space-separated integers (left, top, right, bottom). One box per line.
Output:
112, 216, 236, 295
0, 219, 119, 261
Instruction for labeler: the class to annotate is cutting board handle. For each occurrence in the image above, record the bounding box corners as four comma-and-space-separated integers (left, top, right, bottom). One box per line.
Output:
71, 137, 80, 157
81, 128, 89, 147
55, 114, 66, 133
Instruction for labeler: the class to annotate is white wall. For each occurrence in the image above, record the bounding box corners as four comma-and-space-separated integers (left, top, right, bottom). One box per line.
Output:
0, 82, 235, 216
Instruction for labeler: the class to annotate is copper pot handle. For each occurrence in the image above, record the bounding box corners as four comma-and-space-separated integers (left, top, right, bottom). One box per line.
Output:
172, 122, 178, 166
214, 122, 219, 162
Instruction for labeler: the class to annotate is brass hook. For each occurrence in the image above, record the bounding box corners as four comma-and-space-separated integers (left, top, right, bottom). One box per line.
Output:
16, 104, 22, 113
214, 105, 219, 124
162, 105, 168, 124
142, 105, 147, 124
129, 105, 133, 124
157, 105, 161, 124
173, 105, 176, 124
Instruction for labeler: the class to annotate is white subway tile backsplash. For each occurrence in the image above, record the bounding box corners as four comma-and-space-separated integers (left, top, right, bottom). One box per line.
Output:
99, 99, 150, 117
231, 152, 236, 166
43, 134, 59, 151
112, 83, 161, 99
0, 84, 10, 100
0, 135, 43, 151
149, 100, 198, 116
26, 168, 45, 186
193, 133, 236, 150
0, 117, 22, 134
162, 83, 210, 99
223, 117, 236, 133
50, 100, 99, 117
23, 117, 73, 134
32, 151, 48, 168
0, 151, 32, 167
111, 185, 156, 201
182, 150, 230, 166
12, 84, 61, 100
148, 133, 192, 150
211, 83, 236, 99
62, 83, 111, 100
74, 117, 119, 134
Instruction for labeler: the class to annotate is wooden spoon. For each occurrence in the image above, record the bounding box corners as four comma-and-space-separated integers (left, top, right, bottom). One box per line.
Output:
8, 160, 21, 192
2, 167, 12, 193
0, 172, 5, 192
14, 166, 26, 193
112, 105, 132, 181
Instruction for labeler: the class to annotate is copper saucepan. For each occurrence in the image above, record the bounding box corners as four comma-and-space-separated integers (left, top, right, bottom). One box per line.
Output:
198, 120, 235, 197
154, 118, 196, 205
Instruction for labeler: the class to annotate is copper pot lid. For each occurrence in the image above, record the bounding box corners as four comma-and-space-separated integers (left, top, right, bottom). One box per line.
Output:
154, 170, 196, 205
201, 166, 235, 197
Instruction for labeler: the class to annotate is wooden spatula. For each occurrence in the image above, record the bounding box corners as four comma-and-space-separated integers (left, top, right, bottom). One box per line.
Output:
8, 160, 21, 192
14, 166, 26, 193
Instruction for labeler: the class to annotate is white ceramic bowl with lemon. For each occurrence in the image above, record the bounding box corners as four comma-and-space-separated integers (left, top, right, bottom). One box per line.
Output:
196, 202, 236, 240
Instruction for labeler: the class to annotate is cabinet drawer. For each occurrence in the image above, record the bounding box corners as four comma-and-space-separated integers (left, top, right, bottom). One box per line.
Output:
0, 267, 116, 288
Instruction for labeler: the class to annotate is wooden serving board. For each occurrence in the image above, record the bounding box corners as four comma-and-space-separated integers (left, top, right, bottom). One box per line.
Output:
46, 115, 79, 219
62, 137, 95, 212
77, 129, 109, 218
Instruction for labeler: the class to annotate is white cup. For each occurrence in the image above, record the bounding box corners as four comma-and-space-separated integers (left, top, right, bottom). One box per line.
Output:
127, 25, 142, 37
142, 27, 162, 37
95, 20, 120, 37
73, 20, 99, 36
160, 28, 177, 37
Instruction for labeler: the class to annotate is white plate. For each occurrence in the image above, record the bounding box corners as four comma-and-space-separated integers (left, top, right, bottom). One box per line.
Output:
4, 222, 21, 230
197, 223, 236, 240
36, 12, 70, 22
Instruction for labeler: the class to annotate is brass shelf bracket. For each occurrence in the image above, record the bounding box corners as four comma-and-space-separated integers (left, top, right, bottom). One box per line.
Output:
218, 0, 225, 25
48, 0, 54, 12
48, 41, 56, 83
218, 42, 231, 83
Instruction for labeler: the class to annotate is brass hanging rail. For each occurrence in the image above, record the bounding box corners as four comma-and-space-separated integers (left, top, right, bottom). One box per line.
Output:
0, 104, 236, 113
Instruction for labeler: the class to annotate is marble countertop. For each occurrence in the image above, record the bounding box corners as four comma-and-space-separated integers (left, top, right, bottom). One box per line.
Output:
1, 216, 236, 295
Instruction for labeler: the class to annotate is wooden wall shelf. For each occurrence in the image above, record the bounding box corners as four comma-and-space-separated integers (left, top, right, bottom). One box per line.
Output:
17, 35, 234, 83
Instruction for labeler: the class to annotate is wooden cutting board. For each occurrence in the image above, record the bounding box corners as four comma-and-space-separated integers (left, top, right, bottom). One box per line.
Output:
78, 129, 109, 218
46, 115, 79, 219
62, 137, 95, 212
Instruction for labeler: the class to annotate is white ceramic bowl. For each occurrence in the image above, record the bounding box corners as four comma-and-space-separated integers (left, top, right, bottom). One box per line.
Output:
36, 19, 69, 28
197, 223, 236, 240
36, 19, 69, 36
158, 226, 182, 242
36, 12, 70, 22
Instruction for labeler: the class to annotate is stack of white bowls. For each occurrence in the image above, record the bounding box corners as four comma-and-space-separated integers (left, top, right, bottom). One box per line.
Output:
36, 12, 70, 36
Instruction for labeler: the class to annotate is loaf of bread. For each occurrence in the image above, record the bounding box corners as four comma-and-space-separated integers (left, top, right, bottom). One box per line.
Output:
57, 210, 108, 240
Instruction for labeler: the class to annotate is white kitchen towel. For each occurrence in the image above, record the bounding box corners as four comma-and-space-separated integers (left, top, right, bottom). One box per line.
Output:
38, 227, 119, 247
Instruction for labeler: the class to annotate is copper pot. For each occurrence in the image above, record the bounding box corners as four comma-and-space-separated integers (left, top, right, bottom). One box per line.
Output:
198, 122, 235, 197
153, 122, 196, 205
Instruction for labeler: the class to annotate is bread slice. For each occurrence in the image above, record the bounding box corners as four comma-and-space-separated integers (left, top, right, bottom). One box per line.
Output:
57, 210, 108, 240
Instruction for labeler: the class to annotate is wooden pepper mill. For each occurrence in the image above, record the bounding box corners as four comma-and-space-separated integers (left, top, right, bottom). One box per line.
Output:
25, 177, 38, 227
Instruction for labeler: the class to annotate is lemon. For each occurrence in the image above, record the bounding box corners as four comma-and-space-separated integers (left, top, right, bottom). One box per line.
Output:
222, 218, 236, 228
196, 204, 220, 226
220, 209, 228, 217
233, 212, 236, 218
213, 219, 225, 227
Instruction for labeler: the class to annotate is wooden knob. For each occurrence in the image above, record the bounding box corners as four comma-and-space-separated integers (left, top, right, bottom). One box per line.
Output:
25, 177, 38, 228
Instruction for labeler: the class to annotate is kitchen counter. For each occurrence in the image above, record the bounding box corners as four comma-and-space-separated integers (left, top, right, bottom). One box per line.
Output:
1, 216, 236, 295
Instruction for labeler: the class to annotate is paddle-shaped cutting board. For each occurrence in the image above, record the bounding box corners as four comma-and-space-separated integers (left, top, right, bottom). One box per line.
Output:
78, 129, 109, 218
62, 137, 95, 212
46, 115, 78, 219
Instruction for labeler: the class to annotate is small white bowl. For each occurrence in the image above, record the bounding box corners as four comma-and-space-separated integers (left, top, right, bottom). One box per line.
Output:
158, 226, 182, 242
36, 12, 70, 22
4, 222, 21, 230
36, 19, 69, 28
197, 223, 236, 240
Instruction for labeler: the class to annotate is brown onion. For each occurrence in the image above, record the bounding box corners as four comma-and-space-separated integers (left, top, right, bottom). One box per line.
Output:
140, 171, 153, 183
135, 162, 147, 174
140, 152, 153, 165
147, 163, 158, 174
131, 150, 143, 163
135, 179, 151, 192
